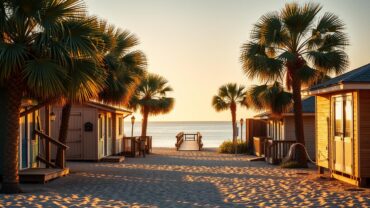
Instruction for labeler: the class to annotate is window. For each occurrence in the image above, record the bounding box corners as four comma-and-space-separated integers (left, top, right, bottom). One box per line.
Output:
334, 95, 353, 137
108, 117, 112, 138
98, 115, 103, 138
118, 117, 123, 135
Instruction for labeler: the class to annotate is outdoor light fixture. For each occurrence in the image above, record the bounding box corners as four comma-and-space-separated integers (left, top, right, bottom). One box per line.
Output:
50, 112, 56, 121
131, 115, 135, 137
240, 118, 244, 141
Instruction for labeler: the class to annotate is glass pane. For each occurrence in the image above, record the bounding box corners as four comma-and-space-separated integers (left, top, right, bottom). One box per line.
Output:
345, 98, 353, 137
334, 98, 343, 136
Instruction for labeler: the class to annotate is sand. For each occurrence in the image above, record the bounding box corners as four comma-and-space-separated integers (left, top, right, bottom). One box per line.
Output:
0, 148, 369, 207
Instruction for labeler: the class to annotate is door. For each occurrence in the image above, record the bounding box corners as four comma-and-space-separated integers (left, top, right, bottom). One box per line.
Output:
66, 112, 83, 159
333, 95, 353, 175
20, 116, 28, 169
98, 114, 105, 158
106, 114, 113, 156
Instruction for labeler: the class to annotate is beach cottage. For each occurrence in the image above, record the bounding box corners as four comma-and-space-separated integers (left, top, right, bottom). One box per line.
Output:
307, 63, 370, 186
0, 100, 69, 183
51, 101, 131, 161
253, 96, 316, 163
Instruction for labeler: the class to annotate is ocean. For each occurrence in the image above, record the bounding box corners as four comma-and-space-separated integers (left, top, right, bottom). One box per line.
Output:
124, 121, 245, 148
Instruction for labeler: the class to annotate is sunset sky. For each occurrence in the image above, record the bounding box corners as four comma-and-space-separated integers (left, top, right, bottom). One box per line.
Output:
86, 0, 370, 121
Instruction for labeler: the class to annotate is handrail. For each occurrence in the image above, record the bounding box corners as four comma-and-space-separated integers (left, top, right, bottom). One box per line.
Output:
264, 139, 296, 164
197, 132, 203, 151
36, 156, 57, 168
35, 130, 69, 149
175, 132, 185, 150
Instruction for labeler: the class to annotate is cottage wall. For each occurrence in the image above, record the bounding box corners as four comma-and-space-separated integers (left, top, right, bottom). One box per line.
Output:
316, 95, 331, 168
283, 116, 316, 160
51, 105, 99, 161
359, 90, 370, 178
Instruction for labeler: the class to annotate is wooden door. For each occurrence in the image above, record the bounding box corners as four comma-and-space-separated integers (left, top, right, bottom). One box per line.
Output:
66, 112, 83, 159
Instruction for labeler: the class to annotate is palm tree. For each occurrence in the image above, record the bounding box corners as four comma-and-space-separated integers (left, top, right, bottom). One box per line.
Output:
246, 82, 292, 118
0, 0, 96, 193
212, 83, 246, 149
129, 73, 174, 137
55, 16, 108, 168
56, 22, 147, 166
240, 2, 348, 164
98, 21, 147, 105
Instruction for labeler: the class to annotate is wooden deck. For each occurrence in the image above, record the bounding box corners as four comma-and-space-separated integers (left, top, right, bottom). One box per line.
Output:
176, 132, 203, 151
19, 168, 69, 183
178, 140, 200, 151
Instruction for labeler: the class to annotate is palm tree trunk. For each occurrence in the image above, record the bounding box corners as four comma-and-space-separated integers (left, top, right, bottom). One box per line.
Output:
0, 75, 23, 194
292, 71, 308, 167
56, 102, 72, 168
230, 103, 237, 154
141, 107, 149, 137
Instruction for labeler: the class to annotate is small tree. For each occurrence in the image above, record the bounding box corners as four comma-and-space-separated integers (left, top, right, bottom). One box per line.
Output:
212, 83, 246, 153
129, 73, 174, 137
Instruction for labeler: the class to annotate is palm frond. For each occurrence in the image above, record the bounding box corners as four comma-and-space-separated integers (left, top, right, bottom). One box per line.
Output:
129, 73, 174, 117
307, 50, 348, 75
23, 58, 67, 98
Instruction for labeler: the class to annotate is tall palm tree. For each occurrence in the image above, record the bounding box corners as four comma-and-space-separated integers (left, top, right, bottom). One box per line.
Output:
212, 83, 246, 148
97, 21, 147, 105
55, 16, 107, 167
240, 2, 348, 163
129, 73, 174, 137
56, 22, 147, 166
0, 0, 96, 193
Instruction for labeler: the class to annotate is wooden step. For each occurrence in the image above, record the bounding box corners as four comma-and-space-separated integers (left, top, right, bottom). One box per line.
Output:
100, 156, 125, 163
19, 168, 69, 184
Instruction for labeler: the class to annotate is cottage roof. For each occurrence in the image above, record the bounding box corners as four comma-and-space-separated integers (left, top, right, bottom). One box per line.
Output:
86, 101, 132, 115
309, 63, 370, 91
253, 96, 315, 119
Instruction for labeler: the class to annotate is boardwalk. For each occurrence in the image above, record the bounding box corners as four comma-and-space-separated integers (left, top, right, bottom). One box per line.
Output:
1, 148, 370, 207
178, 140, 199, 151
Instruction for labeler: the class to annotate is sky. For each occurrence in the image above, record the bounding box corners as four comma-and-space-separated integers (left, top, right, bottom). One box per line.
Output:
85, 0, 370, 121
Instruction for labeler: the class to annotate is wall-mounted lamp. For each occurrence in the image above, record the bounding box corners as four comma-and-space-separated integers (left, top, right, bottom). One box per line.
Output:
50, 112, 56, 121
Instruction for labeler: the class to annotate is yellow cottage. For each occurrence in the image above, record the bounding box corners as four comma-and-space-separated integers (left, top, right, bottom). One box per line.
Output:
307, 63, 370, 186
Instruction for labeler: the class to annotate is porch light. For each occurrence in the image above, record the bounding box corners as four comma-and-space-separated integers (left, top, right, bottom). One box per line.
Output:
50, 112, 56, 121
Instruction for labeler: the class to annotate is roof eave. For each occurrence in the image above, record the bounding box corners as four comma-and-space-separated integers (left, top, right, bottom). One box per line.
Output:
307, 83, 370, 96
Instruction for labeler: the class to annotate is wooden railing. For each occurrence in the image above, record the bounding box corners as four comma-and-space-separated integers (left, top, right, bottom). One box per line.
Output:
175, 132, 203, 151
175, 132, 184, 150
253, 137, 271, 157
196, 132, 203, 151
264, 139, 296, 165
122, 136, 152, 157
34, 129, 69, 168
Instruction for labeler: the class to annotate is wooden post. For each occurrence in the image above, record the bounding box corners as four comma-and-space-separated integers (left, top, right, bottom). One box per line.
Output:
45, 105, 51, 168
318, 166, 325, 174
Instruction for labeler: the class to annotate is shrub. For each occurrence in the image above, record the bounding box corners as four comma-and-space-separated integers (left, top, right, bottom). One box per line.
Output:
219, 139, 248, 154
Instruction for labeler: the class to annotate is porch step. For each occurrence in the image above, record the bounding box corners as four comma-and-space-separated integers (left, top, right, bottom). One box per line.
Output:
19, 168, 69, 183
100, 156, 125, 163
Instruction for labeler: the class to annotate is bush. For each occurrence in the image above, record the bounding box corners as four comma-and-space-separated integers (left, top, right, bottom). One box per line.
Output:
219, 139, 248, 154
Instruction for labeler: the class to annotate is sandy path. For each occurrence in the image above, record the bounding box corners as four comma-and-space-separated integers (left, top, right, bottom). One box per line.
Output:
0, 148, 369, 207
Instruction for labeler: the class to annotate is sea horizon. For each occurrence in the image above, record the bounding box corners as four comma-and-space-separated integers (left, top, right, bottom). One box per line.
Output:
125, 120, 244, 148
